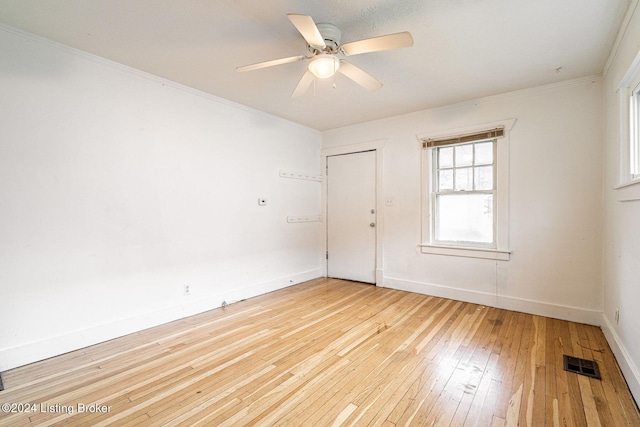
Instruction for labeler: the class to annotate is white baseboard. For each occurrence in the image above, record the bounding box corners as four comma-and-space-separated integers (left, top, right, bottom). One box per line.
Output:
0, 268, 322, 372
383, 276, 602, 326
600, 313, 640, 405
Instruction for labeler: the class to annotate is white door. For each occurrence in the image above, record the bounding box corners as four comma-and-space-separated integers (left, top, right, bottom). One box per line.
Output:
327, 150, 377, 284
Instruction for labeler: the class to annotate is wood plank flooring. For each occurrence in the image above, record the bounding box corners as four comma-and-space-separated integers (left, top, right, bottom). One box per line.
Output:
1, 278, 638, 426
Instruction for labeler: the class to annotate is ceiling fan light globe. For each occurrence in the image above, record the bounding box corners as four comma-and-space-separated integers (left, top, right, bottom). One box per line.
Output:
308, 55, 340, 79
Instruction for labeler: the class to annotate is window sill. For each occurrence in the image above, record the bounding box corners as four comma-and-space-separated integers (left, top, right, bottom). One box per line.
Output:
420, 244, 511, 261
614, 178, 640, 202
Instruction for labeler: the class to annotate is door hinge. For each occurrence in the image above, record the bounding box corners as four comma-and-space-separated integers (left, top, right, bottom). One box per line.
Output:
326, 251, 328, 260
325, 164, 328, 175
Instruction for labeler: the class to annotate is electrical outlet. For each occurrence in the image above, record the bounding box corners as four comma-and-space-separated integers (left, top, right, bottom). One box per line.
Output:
615, 309, 620, 325
183, 285, 190, 296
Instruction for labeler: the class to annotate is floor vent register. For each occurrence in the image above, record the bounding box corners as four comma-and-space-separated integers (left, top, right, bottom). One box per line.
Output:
563, 355, 601, 380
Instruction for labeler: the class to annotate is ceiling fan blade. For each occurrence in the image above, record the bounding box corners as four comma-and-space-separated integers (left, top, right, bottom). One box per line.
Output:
287, 14, 326, 48
341, 32, 413, 56
338, 61, 383, 92
236, 55, 306, 73
291, 70, 314, 98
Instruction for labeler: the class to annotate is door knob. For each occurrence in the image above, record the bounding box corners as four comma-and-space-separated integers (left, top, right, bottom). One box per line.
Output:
369, 222, 375, 228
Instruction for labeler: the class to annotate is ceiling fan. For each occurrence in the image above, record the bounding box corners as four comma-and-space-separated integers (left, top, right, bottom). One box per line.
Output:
236, 14, 414, 97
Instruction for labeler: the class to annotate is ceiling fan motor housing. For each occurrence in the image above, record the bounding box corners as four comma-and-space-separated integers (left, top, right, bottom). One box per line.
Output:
314, 23, 341, 53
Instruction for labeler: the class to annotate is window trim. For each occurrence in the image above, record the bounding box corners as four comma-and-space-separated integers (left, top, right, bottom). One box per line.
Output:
630, 81, 640, 180
418, 119, 515, 261
617, 49, 640, 196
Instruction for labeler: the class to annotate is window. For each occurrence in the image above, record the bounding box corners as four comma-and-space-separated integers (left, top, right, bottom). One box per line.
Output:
618, 50, 640, 191
418, 120, 514, 261
433, 140, 495, 247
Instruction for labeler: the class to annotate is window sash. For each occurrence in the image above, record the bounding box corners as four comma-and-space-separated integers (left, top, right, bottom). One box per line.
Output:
435, 140, 495, 193
432, 140, 497, 248
432, 191, 496, 247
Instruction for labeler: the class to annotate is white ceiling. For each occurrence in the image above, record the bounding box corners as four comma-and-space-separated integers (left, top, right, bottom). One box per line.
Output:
0, 0, 629, 131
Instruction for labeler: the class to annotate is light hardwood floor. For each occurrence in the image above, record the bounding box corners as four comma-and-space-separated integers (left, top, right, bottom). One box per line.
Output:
1, 278, 639, 426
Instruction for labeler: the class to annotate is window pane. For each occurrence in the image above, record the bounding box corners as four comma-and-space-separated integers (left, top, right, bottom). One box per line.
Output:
474, 166, 493, 190
455, 144, 473, 167
438, 147, 453, 168
436, 193, 494, 244
455, 167, 473, 191
438, 169, 453, 191
475, 141, 493, 165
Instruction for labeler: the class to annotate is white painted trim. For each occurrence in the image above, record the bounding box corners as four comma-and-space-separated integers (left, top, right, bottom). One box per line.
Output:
617, 54, 640, 191
620, 85, 633, 186
619, 50, 640, 90
321, 139, 387, 284
614, 177, 640, 189
600, 313, 640, 404
614, 181, 640, 201
0, 23, 320, 136
416, 118, 517, 142
419, 244, 511, 261
0, 268, 322, 371
383, 276, 602, 326
376, 269, 384, 287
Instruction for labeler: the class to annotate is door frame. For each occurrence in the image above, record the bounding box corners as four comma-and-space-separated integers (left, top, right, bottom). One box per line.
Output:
321, 139, 387, 285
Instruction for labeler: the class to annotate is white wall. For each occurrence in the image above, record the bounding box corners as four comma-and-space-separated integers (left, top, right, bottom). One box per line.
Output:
0, 26, 322, 371
602, 1, 640, 402
322, 78, 604, 324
